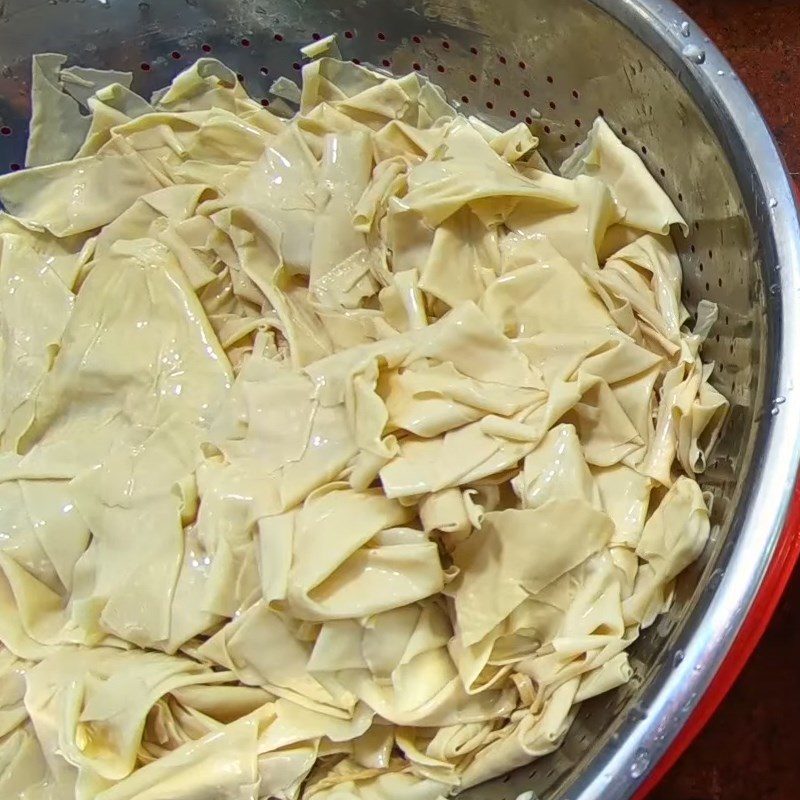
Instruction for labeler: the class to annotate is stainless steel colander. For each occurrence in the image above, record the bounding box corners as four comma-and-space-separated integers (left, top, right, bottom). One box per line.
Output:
1, 0, 799, 798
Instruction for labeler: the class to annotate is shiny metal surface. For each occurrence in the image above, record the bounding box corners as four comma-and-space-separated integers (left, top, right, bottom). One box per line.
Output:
1, 0, 799, 798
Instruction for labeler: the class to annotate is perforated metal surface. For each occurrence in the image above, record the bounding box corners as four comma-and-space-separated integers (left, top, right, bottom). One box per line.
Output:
0, 1, 798, 799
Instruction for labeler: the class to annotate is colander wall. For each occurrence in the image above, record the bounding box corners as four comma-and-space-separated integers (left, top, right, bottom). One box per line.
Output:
0, 1, 798, 798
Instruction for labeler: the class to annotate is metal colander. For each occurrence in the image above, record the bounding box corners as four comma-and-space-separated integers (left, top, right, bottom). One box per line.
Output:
1, 1, 799, 798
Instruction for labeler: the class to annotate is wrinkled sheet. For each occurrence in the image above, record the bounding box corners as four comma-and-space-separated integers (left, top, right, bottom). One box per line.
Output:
0, 43, 726, 800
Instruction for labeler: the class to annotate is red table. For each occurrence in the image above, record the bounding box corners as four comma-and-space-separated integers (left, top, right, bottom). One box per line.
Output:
653, 2, 800, 798
678, 0, 800, 175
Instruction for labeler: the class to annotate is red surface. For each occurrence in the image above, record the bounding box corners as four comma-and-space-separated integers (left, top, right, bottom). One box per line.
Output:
647, 2, 800, 798
677, 0, 800, 177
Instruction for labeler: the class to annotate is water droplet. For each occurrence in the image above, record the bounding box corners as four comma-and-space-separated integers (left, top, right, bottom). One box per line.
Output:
776, 263, 782, 270
771, 404, 781, 417
717, 70, 726, 76
630, 748, 651, 779
673, 649, 685, 668
769, 197, 778, 208
680, 21, 691, 37
681, 692, 698, 714
708, 568, 724, 589
682, 44, 706, 64
776, 395, 787, 405
628, 705, 647, 723
653, 728, 667, 743
770, 283, 780, 296
693, 663, 702, 673
138, 0, 149, 7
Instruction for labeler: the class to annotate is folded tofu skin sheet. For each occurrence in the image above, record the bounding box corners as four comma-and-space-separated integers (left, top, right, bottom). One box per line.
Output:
0, 41, 727, 800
